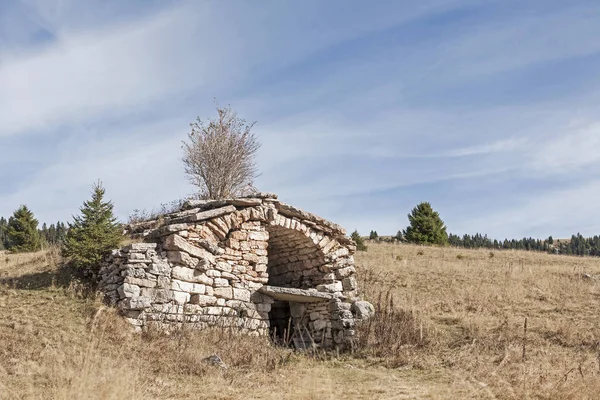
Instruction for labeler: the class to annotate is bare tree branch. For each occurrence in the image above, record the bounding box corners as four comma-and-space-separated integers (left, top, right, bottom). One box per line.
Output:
182, 105, 261, 199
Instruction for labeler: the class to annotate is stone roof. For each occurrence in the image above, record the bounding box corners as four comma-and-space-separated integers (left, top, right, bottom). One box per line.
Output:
127, 193, 347, 238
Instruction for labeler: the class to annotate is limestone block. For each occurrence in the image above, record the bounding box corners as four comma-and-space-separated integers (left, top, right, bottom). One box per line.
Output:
213, 277, 229, 287
140, 288, 172, 303
335, 266, 356, 279
351, 301, 375, 320
230, 231, 247, 241
255, 263, 267, 273
127, 252, 147, 263
243, 253, 259, 263
215, 262, 233, 273
117, 283, 140, 298
206, 269, 221, 278
233, 288, 250, 302
171, 266, 213, 285
313, 319, 328, 331
214, 287, 233, 300
342, 277, 357, 291
127, 242, 157, 252
189, 294, 217, 306
248, 231, 269, 241
124, 276, 157, 288
147, 259, 171, 276
179, 205, 236, 223
122, 268, 146, 279
173, 291, 191, 304
316, 281, 343, 293
157, 276, 170, 289
206, 307, 223, 315
309, 311, 322, 321
121, 297, 151, 310
192, 283, 206, 294
231, 198, 263, 207
167, 251, 200, 269
171, 279, 195, 292
221, 272, 238, 281
164, 234, 216, 266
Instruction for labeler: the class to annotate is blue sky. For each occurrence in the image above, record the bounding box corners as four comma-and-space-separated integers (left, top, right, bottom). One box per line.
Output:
2, 0, 600, 239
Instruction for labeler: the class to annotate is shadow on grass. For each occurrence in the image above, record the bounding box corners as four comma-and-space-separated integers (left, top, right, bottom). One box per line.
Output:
0, 264, 86, 291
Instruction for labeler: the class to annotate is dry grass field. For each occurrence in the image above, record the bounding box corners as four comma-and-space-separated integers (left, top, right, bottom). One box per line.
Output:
0, 243, 599, 399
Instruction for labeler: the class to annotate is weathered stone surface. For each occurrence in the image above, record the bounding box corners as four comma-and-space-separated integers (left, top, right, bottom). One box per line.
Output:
242, 192, 277, 199
259, 285, 333, 302
121, 297, 151, 310
126, 242, 157, 252
100, 195, 367, 350
214, 287, 234, 300
164, 235, 215, 266
167, 251, 203, 269
189, 294, 217, 306
233, 288, 250, 302
342, 277, 357, 291
316, 281, 343, 293
179, 205, 236, 223
149, 223, 190, 238
351, 301, 375, 320
117, 283, 140, 298
232, 198, 264, 208
172, 291, 191, 304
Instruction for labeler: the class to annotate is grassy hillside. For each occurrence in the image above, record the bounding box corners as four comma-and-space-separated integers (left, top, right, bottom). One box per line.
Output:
1, 244, 599, 399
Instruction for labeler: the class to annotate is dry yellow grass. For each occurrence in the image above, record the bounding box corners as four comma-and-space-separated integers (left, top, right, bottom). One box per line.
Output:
1, 243, 599, 399
356, 242, 600, 399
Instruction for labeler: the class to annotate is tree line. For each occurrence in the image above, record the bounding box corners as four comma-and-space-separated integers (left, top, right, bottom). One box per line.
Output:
357, 202, 600, 258
448, 232, 600, 256
0, 211, 68, 251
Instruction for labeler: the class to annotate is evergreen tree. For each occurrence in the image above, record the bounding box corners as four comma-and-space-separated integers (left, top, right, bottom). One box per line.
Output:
62, 182, 122, 272
404, 202, 448, 245
350, 230, 368, 251
369, 230, 379, 240
394, 230, 404, 242
6, 206, 42, 253
55, 221, 67, 244
0, 217, 7, 250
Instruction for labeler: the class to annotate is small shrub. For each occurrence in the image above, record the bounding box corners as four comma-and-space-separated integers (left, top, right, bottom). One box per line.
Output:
395, 255, 403, 261
489, 251, 495, 258
416, 250, 424, 256
456, 254, 464, 260
356, 290, 427, 363
351, 230, 368, 251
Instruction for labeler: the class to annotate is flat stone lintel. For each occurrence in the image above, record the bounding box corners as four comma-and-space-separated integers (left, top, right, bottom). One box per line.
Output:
259, 285, 333, 303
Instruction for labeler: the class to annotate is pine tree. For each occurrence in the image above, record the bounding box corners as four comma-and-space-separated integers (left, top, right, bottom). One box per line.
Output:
350, 230, 368, 251
62, 182, 122, 272
394, 230, 404, 242
6, 206, 42, 253
0, 217, 7, 250
403, 202, 448, 246
369, 230, 379, 240
55, 221, 67, 244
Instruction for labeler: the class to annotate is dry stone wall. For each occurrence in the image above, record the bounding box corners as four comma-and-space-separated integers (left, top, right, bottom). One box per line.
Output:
98, 193, 373, 349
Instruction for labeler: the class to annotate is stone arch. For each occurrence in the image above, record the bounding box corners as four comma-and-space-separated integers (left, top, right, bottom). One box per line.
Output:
266, 214, 335, 289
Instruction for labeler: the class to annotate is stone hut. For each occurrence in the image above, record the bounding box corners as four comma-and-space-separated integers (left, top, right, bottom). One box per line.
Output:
98, 193, 373, 349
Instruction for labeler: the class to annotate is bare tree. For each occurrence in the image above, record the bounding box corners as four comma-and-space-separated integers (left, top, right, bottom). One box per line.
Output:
182, 105, 261, 199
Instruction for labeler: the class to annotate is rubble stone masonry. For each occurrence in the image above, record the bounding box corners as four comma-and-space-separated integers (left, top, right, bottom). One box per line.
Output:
98, 193, 373, 349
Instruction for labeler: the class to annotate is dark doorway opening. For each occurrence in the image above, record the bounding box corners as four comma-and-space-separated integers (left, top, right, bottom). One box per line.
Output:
269, 300, 295, 345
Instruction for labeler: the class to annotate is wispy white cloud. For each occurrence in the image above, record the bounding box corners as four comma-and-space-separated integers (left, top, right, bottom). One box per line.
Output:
3, 0, 600, 240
